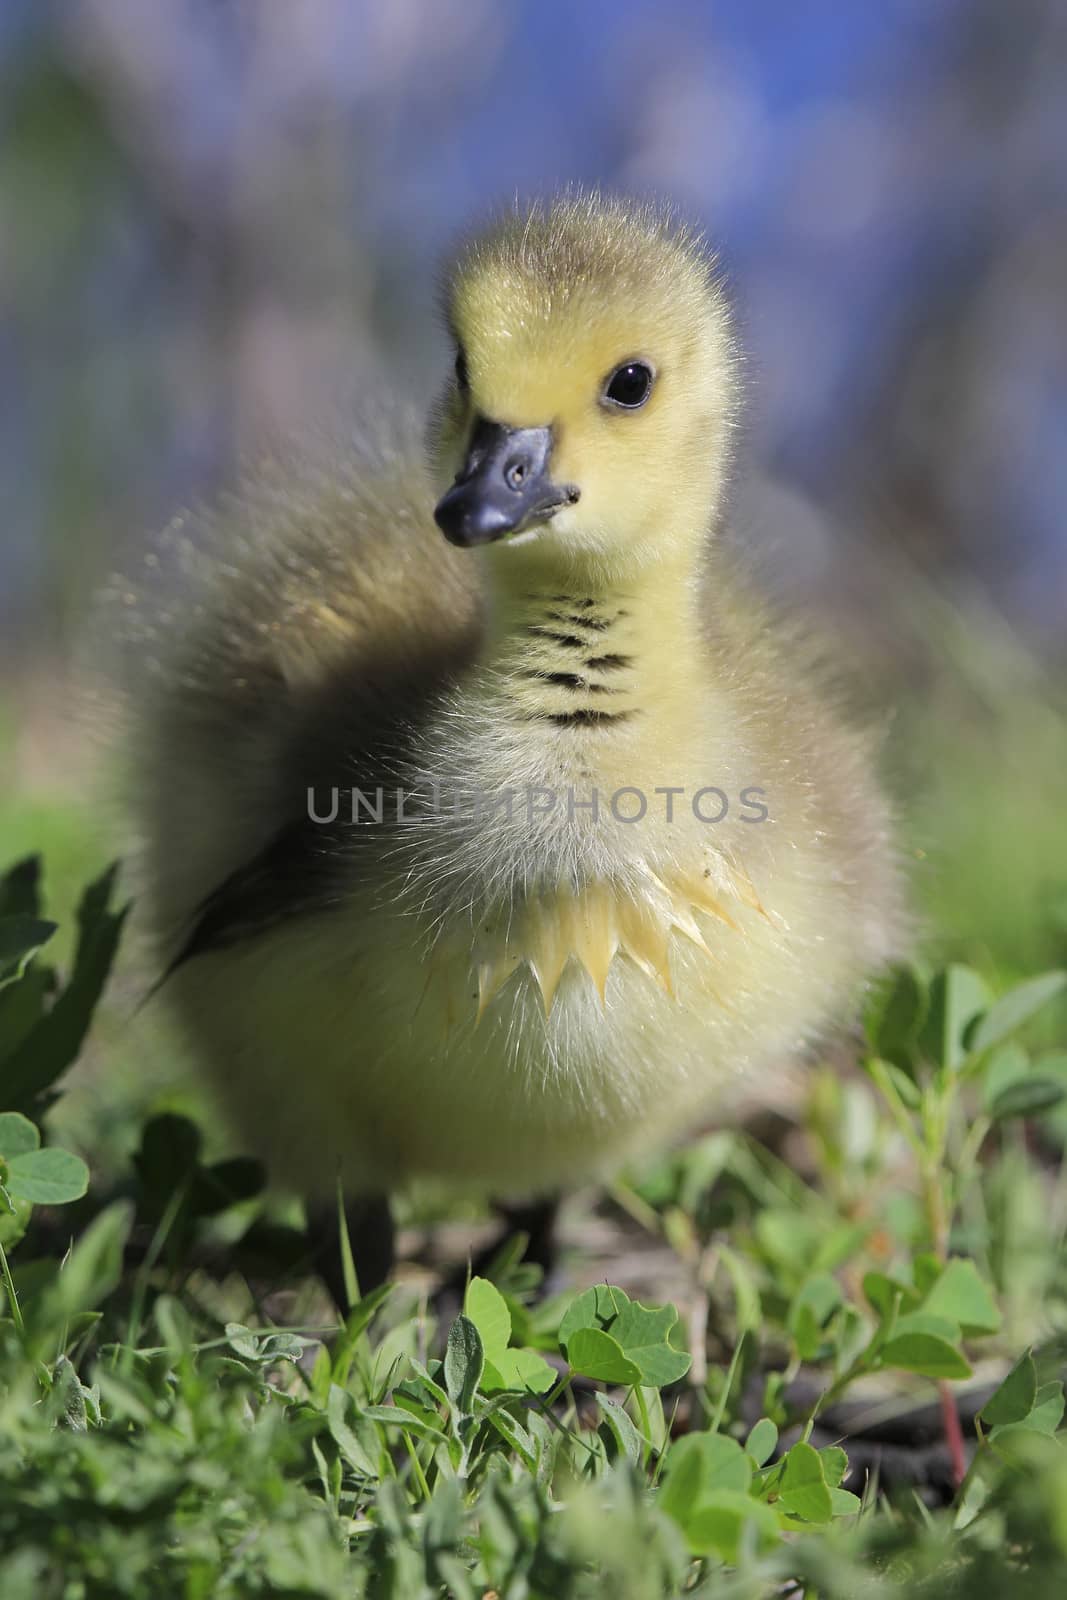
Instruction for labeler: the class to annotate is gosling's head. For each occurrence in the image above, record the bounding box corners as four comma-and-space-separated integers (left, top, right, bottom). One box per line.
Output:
431, 193, 737, 580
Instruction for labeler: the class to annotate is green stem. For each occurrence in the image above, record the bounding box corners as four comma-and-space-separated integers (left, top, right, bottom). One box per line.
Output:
402, 1429, 432, 1502
708, 1332, 746, 1434
866, 1058, 925, 1158
335, 1178, 361, 1312
805, 1350, 872, 1426
121, 1175, 191, 1363
0, 1237, 24, 1336
631, 1383, 653, 1464
921, 1086, 968, 1488
956, 1115, 992, 1185
541, 1369, 575, 1415
954, 1416, 989, 1508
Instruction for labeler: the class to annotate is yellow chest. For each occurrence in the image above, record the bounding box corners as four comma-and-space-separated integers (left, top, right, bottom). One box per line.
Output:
393, 584, 775, 1031
444, 855, 766, 1023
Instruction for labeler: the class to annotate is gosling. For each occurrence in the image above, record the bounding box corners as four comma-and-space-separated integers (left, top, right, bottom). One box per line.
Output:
118, 194, 901, 1289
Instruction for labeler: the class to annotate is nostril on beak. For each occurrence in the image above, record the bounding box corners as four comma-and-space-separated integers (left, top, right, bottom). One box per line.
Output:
504, 458, 528, 492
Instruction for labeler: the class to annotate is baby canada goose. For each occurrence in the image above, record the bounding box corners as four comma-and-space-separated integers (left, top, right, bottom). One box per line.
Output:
120, 194, 900, 1290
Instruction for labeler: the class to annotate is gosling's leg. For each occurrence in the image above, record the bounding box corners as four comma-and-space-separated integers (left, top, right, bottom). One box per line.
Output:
308, 1192, 395, 1311
470, 1196, 563, 1280
435, 1195, 560, 1316
488, 1195, 560, 1278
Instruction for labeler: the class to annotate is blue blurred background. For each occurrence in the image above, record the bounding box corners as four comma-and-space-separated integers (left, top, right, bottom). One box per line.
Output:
1, 0, 1065, 972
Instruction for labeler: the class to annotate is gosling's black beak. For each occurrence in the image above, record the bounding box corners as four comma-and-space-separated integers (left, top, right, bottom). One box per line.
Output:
434, 418, 578, 547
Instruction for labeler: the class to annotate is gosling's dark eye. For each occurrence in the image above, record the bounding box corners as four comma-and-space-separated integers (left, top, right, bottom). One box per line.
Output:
455, 346, 470, 393
603, 360, 654, 410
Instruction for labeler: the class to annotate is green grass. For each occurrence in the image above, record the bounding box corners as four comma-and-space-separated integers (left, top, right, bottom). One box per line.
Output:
1, 851, 1067, 1597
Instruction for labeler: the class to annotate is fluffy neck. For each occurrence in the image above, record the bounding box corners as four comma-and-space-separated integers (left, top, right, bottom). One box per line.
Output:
424, 535, 765, 1019
477, 535, 707, 734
